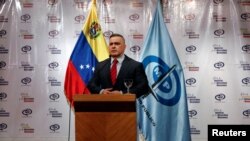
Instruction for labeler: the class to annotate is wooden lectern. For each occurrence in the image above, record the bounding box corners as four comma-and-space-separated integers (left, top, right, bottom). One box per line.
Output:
73, 94, 136, 141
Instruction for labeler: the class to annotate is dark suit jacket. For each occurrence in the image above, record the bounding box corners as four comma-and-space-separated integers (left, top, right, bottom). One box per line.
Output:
87, 55, 149, 98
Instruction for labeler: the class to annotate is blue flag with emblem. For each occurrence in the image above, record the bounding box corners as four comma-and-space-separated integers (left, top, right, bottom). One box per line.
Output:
137, 0, 191, 141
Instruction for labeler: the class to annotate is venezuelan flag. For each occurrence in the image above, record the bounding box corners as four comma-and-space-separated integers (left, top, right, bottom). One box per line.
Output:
64, 0, 109, 105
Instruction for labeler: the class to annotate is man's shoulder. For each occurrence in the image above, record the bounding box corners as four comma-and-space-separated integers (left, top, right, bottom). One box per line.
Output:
96, 58, 110, 68
125, 55, 142, 65
99, 58, 110, 64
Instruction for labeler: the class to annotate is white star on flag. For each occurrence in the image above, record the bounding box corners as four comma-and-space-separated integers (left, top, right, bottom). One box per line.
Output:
79, 64, 84, 70
86, 64, 90, 69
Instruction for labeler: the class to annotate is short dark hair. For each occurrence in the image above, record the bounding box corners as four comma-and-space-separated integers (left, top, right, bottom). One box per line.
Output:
109, 33, 125, 43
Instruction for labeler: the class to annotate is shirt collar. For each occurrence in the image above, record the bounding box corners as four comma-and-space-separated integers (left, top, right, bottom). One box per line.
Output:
111, 54, 125, 64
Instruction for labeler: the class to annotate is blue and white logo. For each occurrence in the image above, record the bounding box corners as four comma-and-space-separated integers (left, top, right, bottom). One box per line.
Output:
142, 55, 181, 106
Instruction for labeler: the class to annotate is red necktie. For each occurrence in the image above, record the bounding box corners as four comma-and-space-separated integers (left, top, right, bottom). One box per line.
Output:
110, 59, 118, 85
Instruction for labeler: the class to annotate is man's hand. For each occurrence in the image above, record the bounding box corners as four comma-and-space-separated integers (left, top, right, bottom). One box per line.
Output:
109, 90, 122, 95
101, 88, 113, 94
101, 88, 122, 95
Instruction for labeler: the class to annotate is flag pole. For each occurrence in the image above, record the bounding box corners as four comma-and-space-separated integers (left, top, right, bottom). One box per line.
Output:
68, 104, 72, 141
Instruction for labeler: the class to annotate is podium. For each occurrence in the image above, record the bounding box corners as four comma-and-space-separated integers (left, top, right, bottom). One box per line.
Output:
73, 94, 136, 141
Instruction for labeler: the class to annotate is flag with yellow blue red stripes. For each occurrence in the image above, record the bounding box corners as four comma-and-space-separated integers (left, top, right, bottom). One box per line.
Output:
64, 0, 109, 105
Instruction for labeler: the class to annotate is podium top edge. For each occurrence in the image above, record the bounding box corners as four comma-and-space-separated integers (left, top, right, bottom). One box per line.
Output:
73, 94, 136, 102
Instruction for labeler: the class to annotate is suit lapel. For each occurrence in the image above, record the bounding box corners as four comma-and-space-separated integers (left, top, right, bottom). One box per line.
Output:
117, 56, 129, 80
102, 58, 113, 86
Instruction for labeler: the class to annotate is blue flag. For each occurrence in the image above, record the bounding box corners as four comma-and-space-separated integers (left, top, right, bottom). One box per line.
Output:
137, 0, 191, 141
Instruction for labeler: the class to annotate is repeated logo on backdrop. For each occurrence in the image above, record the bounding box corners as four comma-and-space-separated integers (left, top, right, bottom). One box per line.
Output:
190, 126, 200, 135
49, 124, 60, 133
185, 61, 199, 71
186, 77, 197, 87
74, 15, 85, 24
0, 77, 8, 85
187, 94, 200, 103
21, 77, 32, 86
47, 44, 61, 54
20, 62, 34, 71
49, 93, 60, 102
0, 123, 8, 131
242, 109, 250, 118
48, 77, 61, 86
21, 0, 33, 8
49, 30, 60, 38
20, 93, 34, 103
242, 44, 250, 53
0, 16, 8, 22
0, 92, 7, 101
212, 44, 227, 54
20, 14, 31, 23
48, 62, 59, 71
0, 61, 6, 70
189, 109, 198, 119
48, 108, 62, 118
129, 13, 140, 22
185, 30, 200, 39
185, 45, 196, 54
48, 15, 61, 23
214, 29, 225, 37
215, 93, 226, 102
22, 108, 32, 118
0, 29, 6, 38
213, 109, 228, 119
0, 45, 8, 54
0, 109, 9, 117
21, 45, 32, 54
213, 12, 227, 22
20, 123, 34, 133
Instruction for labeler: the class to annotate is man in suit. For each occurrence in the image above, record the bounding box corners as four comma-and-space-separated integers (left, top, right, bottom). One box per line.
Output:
87, 33, 149, 98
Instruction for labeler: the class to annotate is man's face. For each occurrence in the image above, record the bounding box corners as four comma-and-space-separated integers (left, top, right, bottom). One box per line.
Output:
108, 36, 126, 58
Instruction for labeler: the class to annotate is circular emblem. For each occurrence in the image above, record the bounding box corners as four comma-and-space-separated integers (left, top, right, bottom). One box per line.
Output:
185, 45, 196, 53
49, 30, 59, 38
130, 45, 140, 53
48, 0, 58, 5
103, 30, 113, 37
242, 77, 250, 85
242, 44, 250, 53
142, 55, 181, 106
48, 62, 59, 69
89, 21, 101, 39
21, 14, 31, 22
0, 61, 6, 69
21, 45, 32, 53
21, 77, 32, 85
0, 123, 7, 130
22, 108, 32, 116
189, 110, 197, 117
75, 15, 85, 23
49, 93, 60, 101
0, 92, 7, 100
214, 61, 224, 69
214, 29, 224, 36
243, 109, 250, 117
213, 0, 224, 4
215, 93, 225, 101
50, 124, 60, 132
129, 13, 140, 21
